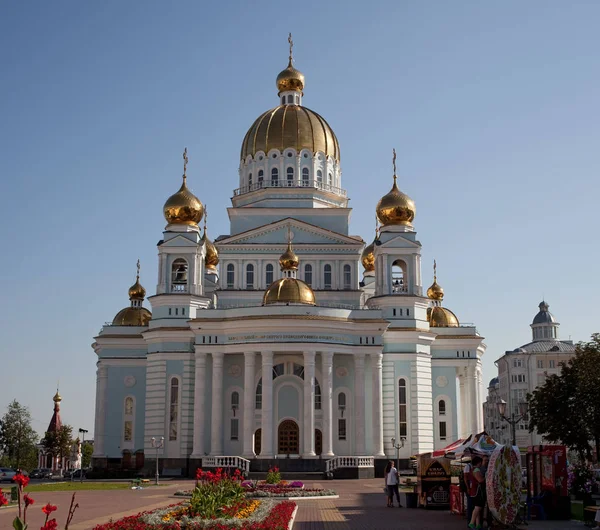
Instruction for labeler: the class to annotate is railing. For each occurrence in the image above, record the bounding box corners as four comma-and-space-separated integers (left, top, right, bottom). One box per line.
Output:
325, 456, 374, 472
233, 180, 347, 198
216, 301, 363, 310
202, 456, 250, 474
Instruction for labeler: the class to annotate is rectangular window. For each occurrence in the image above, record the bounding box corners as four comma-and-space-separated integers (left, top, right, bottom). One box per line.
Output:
439, 421, 447, 440
398, 379, 408, 437
230, 419, 239, 441
169, 379, 179, 441
124, 421, 132, 441
537, 359, 544, 368
549, 360, 555, 368
513, 359, 523, 368
338, 418, 347, 440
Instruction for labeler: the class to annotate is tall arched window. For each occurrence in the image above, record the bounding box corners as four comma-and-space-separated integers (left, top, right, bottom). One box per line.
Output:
123, 396, 134, 444
286, 167, 294, 186
398, 379, 407, 437
258, 169, 264, 184
246, 264, 254, 289
231, 391, 240, 412
338, 392, 347, 440
343, 264, 352, 290
327, 172, 332, 186
317, 169, 323, 184
255, 379, 262, 410
171, 258, 188, 292
271, 167, 278, 185
169, 377, 179, 441
314, 380, 322, 410
392, 259, 407, 293
287, 94, 293, 104
439, 399, 446, 416
324, 264, 332, 290
248, 173, 253, 188
125, 397, 133, 415
302, 167, 309, 185
265, 263, 274, 285
304, 264, 312, 286
230, 391, 240, 441
226, 264, 235, 289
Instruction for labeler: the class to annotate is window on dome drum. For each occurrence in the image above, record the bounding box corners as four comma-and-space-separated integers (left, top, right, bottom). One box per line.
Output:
281, 97, 285, 105
230, 419, 239, 441
169, 378, 179, 441
439, 421, 447, 440
327, 173, 332, 186
315, 381, 322, 410
391, 259, 407, 293
287, 167, 294, 186
226, 264, 235, 289
273, 363, 285, 379
265, 263, 274, 285
287, 94, 293, 103
338, 418, 347, 440
248, 173, 252, 188
171, 258, 188, 292
302, 167, 309, 185
255, 379, 262, 410
317, 169, 323, 183
231, 391, 240, 415
246, 264, 254, 289
324, 264, 332, 290
438, 400, 446, 416
258, 169, 264, 183
398, 379, 408, 437
343, 264, 352, 290
271, 167, 278, 184
304, 264, 312, 286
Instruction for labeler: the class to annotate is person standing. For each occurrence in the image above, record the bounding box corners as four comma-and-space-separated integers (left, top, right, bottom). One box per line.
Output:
384, 460, 402, 507
468, 456, 486, 529
462, 452, 474, 527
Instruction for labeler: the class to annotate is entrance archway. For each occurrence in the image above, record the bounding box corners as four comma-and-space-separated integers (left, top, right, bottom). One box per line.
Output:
278, 420, 299, 455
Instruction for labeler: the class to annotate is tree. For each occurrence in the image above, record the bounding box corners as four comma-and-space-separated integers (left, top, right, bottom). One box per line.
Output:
0, 400, 39, 470
528, 334, 600, 461
41, 425, 74, 466
81, 442, 93, 469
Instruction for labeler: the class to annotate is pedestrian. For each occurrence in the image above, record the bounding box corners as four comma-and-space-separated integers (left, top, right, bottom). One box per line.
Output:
468, 456, 486, 529
462, 451, 474, 527
384, 460, 402, 507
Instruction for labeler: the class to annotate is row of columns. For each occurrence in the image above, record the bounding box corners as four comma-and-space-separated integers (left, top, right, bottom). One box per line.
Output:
191, 350, 385, 458
458, 364, 483, 438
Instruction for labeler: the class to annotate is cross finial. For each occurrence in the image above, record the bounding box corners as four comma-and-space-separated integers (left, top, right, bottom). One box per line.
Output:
287, 223, 292, 244
433, 259, 437, 281
392, 148, 397, 182
288, 33, 294, 65
375, 215, 379, 236
204, 206, 208, 233
182, 147, 189, 183
136, 259, 140, 280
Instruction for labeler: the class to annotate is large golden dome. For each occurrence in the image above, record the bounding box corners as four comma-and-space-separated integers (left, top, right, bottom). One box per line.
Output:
112, 306, 152, 326
263, 278, 316, 306
241, 105, 340, 162
277, 61, 305, 94
361, 239, 375, 272
427, 306, 459, 328
376, 175, 416, 227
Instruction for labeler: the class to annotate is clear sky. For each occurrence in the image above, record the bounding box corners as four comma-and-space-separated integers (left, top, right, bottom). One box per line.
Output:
1, 1, 598, 439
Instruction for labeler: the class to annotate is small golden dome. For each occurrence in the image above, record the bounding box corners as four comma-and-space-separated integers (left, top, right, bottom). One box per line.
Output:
128, 278, 146, 300
427, 280, 444, 301
53, 391, 62, 403
202, 230, 219, 272
279, 241, 299, 270
112, 306, 152, 326
263, 277, 316, 306
276, 60, 305, 94
427, 306, 460, 328
376, 175, 416, 227
163, 178, 204, 226
361, 239, 375, 272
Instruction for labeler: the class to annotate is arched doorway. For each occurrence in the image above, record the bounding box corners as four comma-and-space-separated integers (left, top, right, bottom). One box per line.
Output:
278, 420, 299, 455
315, 429, 322, 456
254, 429, 262, 456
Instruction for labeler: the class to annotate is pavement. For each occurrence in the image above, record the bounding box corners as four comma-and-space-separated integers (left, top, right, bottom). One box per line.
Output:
0, 478, 591, 529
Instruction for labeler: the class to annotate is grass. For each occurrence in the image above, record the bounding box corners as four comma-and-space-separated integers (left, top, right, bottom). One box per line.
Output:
1, 482, 134, 493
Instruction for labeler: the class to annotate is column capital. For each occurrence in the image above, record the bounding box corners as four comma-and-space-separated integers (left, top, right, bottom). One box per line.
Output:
262, 351, 274, 364
195, 351, 207, 364
244, 351, 256, 363
371, 352, 383, 367
322, 351, 334, 364
303, 350, 316, 365
354, 353, 366, 367
212, 351, 224, 364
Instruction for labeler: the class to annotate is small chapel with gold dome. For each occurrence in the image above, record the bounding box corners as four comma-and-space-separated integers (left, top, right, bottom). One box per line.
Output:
91, 37, 485, 477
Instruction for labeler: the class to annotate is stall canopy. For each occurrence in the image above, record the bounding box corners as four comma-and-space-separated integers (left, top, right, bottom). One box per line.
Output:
443, 432, 499, 459
431, 437, 470, 458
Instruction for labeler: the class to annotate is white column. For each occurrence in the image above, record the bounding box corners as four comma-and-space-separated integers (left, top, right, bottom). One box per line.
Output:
303, 351, 316, 457
243, 352, 256, 457
371, 352, 385, 457
468, 364, 479, 434
210, 352, 224, 455
458, 370, 467, 438
261, 351, 274, 457
322, 351, 334, 457
354, 353, 366, 455
191, 353, 206, 457
92, 364, 108, 457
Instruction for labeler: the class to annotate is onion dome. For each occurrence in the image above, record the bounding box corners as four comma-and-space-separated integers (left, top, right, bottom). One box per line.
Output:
376, 149, 415, 226
361, 239, 375, 272
532, 300, 557, 325
276, 33, 305, 94
427, 306, 460, 328
202, 211, 219, 272
53, 391, 62, 403
426, 261, 444, 301
112, 261, 152, 326
163, 148, 204, 226
128, 277, 146, 300
279, 241, 299, 270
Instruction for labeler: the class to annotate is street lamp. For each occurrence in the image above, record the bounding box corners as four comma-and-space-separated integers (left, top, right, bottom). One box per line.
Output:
391, 437, 406, 471
497, 400, 529, 447
78, 428, 88, 483
150, 436, 165, 485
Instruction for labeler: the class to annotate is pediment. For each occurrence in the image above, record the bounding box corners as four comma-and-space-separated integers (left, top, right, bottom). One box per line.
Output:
379, 234, 421, 249
160, 234, 201, 247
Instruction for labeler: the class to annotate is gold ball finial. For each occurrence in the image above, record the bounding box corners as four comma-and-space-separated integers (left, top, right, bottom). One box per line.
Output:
163, 148, 204, 226
426, 259, 444, 301
276, 33, 305, 94
376, 148, 416, 226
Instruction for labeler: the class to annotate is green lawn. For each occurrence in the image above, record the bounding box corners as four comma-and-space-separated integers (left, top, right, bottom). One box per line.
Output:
1, 482, 134, 493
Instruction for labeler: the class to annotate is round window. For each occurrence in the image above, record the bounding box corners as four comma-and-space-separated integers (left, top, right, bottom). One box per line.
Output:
272, 153, 277, 159
287, 152, 293, 157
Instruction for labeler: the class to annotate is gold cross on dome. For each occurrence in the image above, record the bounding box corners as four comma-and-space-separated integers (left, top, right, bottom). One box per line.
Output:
204, 206, 208, 232
433, 259, 437, 281
183, 147, 189, 180
392, 148, 397, 176
288, 33, 294, 63
136, 259, 140, 280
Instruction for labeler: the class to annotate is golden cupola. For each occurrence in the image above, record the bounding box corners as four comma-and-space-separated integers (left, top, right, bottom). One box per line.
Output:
263, 230, 315, 306
163, 148, 204, 226
376, 149, 416, 227
426, 261, 459, 328
361, 226, 377, 272
202, 209, 219, 272
112, 261, 152, 326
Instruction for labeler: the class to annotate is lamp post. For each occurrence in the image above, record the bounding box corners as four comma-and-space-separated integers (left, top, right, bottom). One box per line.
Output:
497, 400, 529, 447
391, 437, 406, 471
150, 436, 164, 485
78, 428, 88, 483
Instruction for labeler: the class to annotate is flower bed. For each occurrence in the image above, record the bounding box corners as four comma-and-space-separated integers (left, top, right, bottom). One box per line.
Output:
241, 481, 304, 490
244, 487, 337, 499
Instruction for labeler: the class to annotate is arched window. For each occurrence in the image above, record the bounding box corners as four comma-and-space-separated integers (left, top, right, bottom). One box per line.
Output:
295, 95, 299, 104
392, 259, 407, 293
281, 97, 285, 105
255, 378, 262, 410
315, 380, 322, 410
398, 379, 407, 437
337, 392, 347, 440
343, 264, 352, 290
231, 391, 240, 412
338, 392, 346, 411
286, 167, 294, 186
317, 169, 323, 184
304, 264, 312, 286
258, 169, 264, 184
125, 397, 133, 415
123, 396, 134, 444
324, 264, 332, 290
169, 377, 179, 441
248, 173, 253, 188
302, 167, 309, 185
246, 264, 254, 289
287, 94, 293, 103
226, 264, 235, 289
171, 258, 188, 292
254, 429, 262, 456
265, 263, 274, 285
271, 167, 278, 184
327, 172, 332, 186
439, 399, 446, 416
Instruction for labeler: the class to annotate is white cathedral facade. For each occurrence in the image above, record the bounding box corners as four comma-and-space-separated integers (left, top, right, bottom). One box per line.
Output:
92, 44, 485, 477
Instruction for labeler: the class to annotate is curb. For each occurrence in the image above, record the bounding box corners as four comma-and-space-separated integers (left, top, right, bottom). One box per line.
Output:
288, 505, 298, 530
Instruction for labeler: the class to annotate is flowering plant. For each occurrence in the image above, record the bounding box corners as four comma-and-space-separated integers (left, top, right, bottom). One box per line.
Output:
265, 467, 280, 485
567, 462, 597, 497
189, 468, 246, 519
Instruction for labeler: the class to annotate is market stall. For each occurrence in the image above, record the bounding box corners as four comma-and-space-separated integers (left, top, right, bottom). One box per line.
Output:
415, 451, 452, 508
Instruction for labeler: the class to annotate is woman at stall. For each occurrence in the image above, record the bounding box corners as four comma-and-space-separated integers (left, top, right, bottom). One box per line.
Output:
468, 456, 486, 529
384, 460, 402, 508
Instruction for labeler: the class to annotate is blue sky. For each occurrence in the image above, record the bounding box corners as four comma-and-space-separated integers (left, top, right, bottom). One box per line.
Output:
1, 1, 598, 438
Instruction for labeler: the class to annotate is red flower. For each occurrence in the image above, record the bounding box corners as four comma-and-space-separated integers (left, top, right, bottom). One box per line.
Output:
24, 493, 35, 506
12, 473, 30, 488
0, 492, 8, 506
41, 519, 58, 530
42, 503, 58, 515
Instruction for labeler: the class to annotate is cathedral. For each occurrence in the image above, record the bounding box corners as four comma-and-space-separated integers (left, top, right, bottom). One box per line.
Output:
91, 40, 485, 477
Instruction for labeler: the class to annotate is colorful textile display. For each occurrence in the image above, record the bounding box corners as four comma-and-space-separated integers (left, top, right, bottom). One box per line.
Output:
486, 445, 522, 525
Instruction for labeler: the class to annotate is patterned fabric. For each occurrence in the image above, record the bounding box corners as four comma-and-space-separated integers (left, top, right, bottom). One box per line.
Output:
486, 445, 522, 525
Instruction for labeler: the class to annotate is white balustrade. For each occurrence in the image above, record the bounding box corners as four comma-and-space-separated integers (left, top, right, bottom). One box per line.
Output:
202, 456, 250, 474
325, 456, 374, 472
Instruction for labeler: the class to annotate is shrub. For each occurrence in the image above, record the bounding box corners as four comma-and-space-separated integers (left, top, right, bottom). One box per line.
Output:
190, 468, 245, 519
265, 467, 280, 485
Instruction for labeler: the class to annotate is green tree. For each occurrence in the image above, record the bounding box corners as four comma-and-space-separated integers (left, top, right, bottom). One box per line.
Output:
0, 400, 39, 470
81, 442, 93, 468
528, 334, 600, 461
41, 424, 74, 465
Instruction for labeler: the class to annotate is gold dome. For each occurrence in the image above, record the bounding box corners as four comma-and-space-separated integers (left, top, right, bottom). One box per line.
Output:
202, 230, 219, 272
361, 239, 375, 272
241, 105, 340, 162
112, 306, 152, 326
163, 178, 204, 226
276, 60, 305, 94
427, 306, 460, 328
279, 241, 299, 270
263, 278, 316, 306
53, 391, 62, 403
376, 175, 416, 227
128, 278, 146, 300
427, 280, 444, 301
